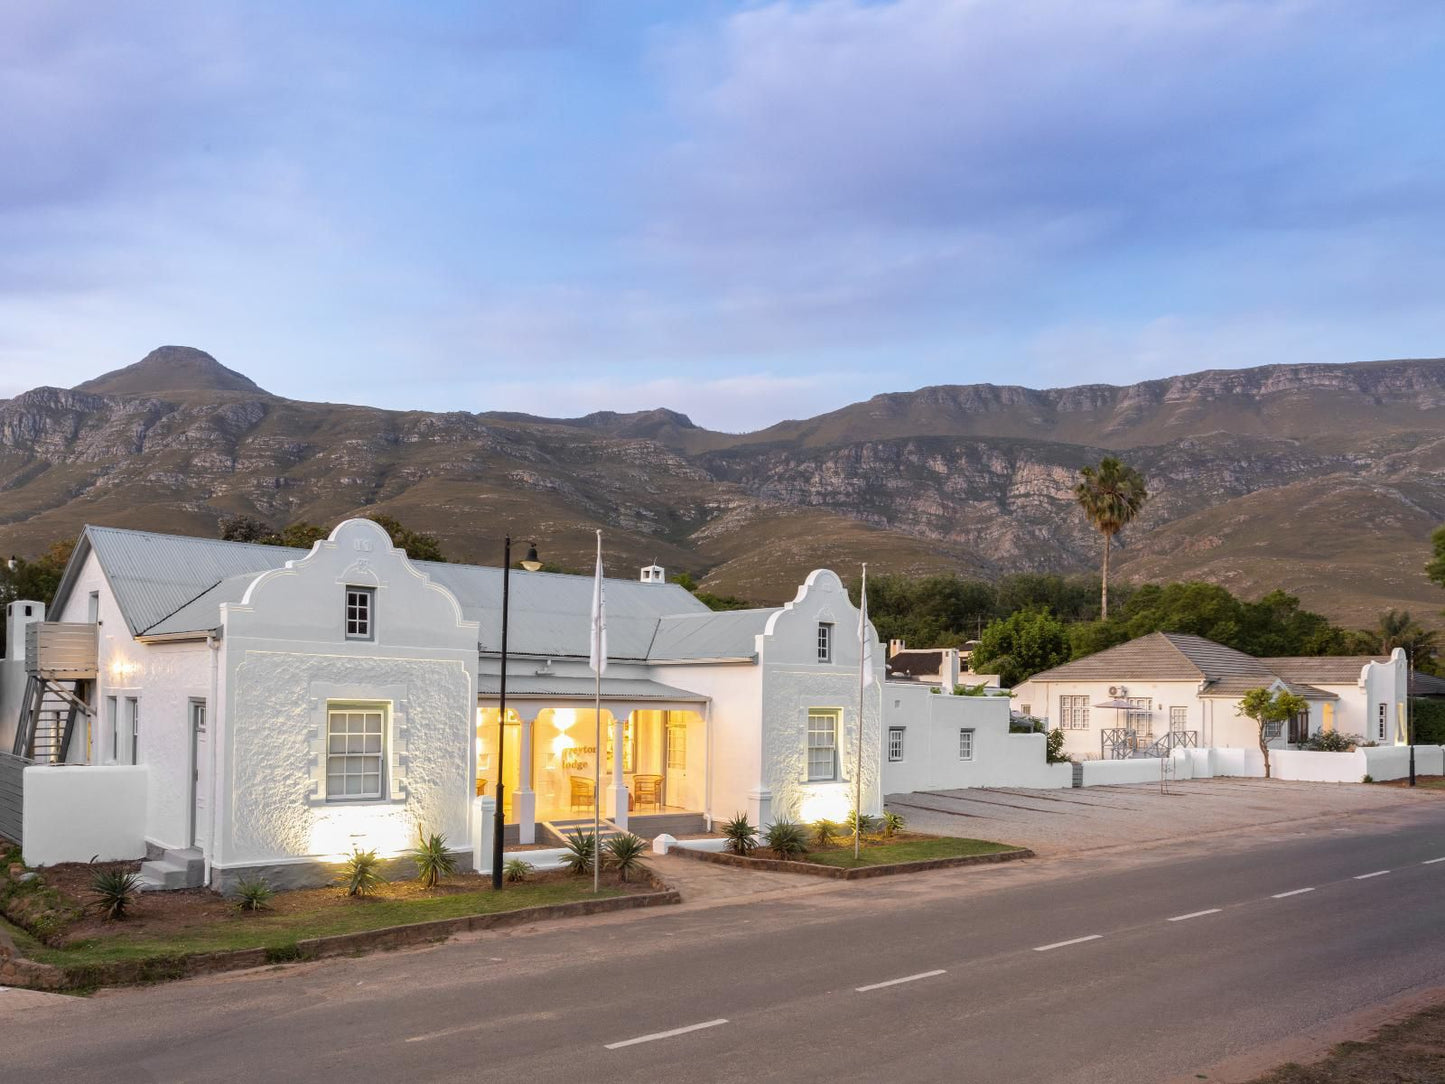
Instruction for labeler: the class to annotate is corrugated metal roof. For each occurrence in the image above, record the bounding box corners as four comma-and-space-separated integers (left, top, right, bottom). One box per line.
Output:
647, 608, 776, 662
476, 676, 706, 702
73, 524, 716, 660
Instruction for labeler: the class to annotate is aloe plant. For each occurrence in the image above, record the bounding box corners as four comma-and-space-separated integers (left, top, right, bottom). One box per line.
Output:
561, 829, 597, 875
881, 810, 906, 838
811, 819, 839, 848
848, 809, 880, 837
721, 813, 757, 856
235, 876, 274, 912
411, 831, 458, 889
503, 858, 534, 883
765, 820, 809, 859
344, 847, 383, 897
605, 833, 649, 882
90, 868, 142, 920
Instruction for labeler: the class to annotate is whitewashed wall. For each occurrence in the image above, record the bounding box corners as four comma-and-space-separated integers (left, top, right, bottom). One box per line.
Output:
0, 600, 45, 753
657, 660, 762, 827
1013, 678, 1210, 759
22, 765, 147, 865
882, 684, 1071, 793
215, 520, 478, 885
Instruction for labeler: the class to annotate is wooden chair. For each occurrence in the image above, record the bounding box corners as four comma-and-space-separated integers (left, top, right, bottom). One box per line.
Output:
632, 774, 663, 812
570, 775, 595, 813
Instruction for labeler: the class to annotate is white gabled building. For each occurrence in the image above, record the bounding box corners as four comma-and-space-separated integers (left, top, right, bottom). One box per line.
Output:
0, 520, 884, 889
1013, 632, 1408, 761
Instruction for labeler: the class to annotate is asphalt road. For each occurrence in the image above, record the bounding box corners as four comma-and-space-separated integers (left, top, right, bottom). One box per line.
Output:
6, 802, 1445, 1083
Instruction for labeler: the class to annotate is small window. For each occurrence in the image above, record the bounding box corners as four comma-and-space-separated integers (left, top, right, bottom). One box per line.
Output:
345, 587, 375, 640
666, 721, 687, 770
125, 697, 140, 765
1020, 703, 1031, 717
106, 696, 118, 763
327, 706, 386, 800
888, 727, 906, 762
1060, 695, 1090, 730
87, 590, 100, 623
807, 710, 839, 781
1378, 703, 1386, 741
958, 728, 975, 761
817, 623, 833, 663
1170, 706, 1188, 732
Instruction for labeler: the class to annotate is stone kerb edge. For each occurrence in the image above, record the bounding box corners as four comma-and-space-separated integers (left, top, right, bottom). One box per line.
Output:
670, 845, 1034, 879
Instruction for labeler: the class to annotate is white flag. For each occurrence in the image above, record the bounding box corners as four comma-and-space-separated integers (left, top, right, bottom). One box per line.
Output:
858, 564, 873, 687
589, 530, 607, 676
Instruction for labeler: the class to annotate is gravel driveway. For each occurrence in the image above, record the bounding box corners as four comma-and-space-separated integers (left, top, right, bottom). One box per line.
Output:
886, 778, 1445, 856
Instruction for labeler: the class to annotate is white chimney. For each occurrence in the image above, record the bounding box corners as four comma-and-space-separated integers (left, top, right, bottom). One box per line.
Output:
7, 600, 44, 662
889, 638, 906, 658
641, 563, 665, 584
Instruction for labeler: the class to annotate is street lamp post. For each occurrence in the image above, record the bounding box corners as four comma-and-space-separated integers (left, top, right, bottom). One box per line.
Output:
1408, 647, 1416, 788
493, 536, 542, 890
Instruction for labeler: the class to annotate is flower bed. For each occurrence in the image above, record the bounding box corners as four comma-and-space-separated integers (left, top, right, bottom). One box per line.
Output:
673, 834, 1030, 880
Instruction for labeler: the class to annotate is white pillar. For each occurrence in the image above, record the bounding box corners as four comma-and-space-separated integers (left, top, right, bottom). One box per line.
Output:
747, 787, 771, 831
515, 713, 537, 844
606, 712, 629, 829
472, 795, 496, 875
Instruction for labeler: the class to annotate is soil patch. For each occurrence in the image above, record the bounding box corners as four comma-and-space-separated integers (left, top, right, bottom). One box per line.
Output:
1243, 999, 1445, 1082
1377, 775, 1445, 790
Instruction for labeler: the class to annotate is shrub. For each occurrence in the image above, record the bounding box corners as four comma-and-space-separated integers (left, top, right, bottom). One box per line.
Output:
1362, 774, 1375, 784
721, 813, 757, 856
1303, 730, 1363, 753
847, 810, 880, 837
344, 847, 383, 897
503, 858, 534, 883
1045, 728, 1071, 764
881, 810, 906, 838
811, 819, 839, 849
1010, 716, 1046, 734
235, 877, 274, 912
561, 829, 597, 875
605, 833, 649, 882
764, 820, 809, 859
90, 868, 142, 921
411, 831, 458, 889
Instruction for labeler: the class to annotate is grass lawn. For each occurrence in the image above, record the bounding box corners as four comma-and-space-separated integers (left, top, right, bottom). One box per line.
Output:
23, 880, 623, 969
806, 836, 1018, 869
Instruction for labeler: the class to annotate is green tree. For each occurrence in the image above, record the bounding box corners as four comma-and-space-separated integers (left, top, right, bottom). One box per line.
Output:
277, 522, 328, 549
1361, 609, 1439, 672
1237, 687, 1308, 779
1074, 457, 1149, 620
0, 539, 76, 648
364, 515, 446, 562
1427, 526, 1445, 591
971, 610, 1071, 688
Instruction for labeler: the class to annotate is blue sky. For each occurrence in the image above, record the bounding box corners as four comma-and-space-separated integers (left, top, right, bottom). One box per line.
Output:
3, 1, 1444, 431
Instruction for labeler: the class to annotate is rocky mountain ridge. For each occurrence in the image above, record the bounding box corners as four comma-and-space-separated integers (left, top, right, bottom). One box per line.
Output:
2, 346, 1443, 625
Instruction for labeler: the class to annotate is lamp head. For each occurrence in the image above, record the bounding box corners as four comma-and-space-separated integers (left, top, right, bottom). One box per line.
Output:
521, 543, 542, 573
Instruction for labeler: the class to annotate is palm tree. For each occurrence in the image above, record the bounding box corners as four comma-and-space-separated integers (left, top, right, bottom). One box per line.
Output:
1363, 609, 1438, 668
1074, 456, 1149, 620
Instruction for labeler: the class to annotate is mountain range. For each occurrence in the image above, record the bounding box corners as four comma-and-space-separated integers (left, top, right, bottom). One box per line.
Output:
2, 345, 1444, 627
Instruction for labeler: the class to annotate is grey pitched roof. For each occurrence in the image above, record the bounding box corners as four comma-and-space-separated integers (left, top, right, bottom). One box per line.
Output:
1261, 656, 1387, 685
1027, 632, 1275, 685
63, 524, 714, 659
888, 649, 946, 678
647, 608, 777, 662
1411, 670, 1445, 697
476, 676, 706, 702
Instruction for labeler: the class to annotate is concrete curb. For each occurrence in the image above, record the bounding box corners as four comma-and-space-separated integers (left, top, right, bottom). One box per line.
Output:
1, 876, 680, 991
670, 845, 1033, 879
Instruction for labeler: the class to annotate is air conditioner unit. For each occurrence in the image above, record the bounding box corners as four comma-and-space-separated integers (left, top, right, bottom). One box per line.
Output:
1108, 685, 1127, 697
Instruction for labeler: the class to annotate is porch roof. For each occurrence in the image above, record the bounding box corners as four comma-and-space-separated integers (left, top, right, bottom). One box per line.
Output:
476, 675, 707, 703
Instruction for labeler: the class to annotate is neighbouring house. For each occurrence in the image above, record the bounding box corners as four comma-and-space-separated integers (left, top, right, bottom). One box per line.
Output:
886, 640, 1000, 690
0, 520, 884, 888
1013, 632, 1408, 761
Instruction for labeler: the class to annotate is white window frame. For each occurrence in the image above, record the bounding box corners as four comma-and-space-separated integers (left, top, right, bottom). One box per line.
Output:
1378, 703, 1387, 741
887, 726, 905, 762
666, 721, 687, 770
817, 622, 833, 663
1060, 695, 1090, 730
124, 697, 140, 765
958, 728, 975, 761
106, 696, 118, 763
345, 586, 375, 641
1125, 696, 1152, 731
807, 709, 839, 781
326, 704, 388, 802
1169, 705, 1188, 732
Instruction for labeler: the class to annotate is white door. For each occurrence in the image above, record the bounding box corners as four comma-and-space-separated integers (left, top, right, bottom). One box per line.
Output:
190, 701, 208, 849
664, 716, 688, 810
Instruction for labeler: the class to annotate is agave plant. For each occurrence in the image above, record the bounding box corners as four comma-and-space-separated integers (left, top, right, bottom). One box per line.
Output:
561, 829, 597, 875
881, 811, 906, 838
764, 820, 809, 860
848, 810, 881, 837
235, 876, 274, 912
721, 813, 757, 856
411, 830, 458, 889
91, 868, 142, 920
605, 833, 649, 882
811, 819, 839, 849
344, 847, 383, 897
503, 858, 534, 884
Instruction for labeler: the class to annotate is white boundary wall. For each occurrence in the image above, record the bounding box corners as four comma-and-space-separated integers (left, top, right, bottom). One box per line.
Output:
1079, 759, 1165, 786
1073, 745, 1445, 787
22, 765, 148, 866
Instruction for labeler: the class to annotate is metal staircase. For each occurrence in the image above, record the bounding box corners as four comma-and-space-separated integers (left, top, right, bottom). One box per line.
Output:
11, 622, 97, 763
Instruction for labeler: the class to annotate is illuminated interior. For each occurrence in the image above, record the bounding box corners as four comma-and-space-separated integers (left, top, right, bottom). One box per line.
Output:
476, 705, 705, 824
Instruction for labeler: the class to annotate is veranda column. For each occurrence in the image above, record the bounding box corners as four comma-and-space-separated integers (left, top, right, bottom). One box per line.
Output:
606, 710, 629, 829
514, 707, 539, 844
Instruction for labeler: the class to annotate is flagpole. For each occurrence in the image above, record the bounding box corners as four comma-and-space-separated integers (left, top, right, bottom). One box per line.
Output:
592, 529, 603, 894
855, 563, 867, 860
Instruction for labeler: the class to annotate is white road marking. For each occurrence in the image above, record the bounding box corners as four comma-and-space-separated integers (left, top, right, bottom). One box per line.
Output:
605, 1019, 729, 1050
1271, 887, 1315, 899
1354, 870, 1390, 880
1033, 935, 1102, 952
855, 969, 947, 992
1423, 857, 1445, 865
1167, 908, 1222, 922
406, 1022, 491, 1043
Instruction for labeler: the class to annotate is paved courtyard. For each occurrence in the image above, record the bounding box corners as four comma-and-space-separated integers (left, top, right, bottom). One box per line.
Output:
886, 777, 1445, 856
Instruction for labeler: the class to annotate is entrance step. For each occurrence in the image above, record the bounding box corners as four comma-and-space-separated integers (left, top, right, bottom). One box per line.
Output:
540, 818, 626, 847
138, 847, 205, 892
